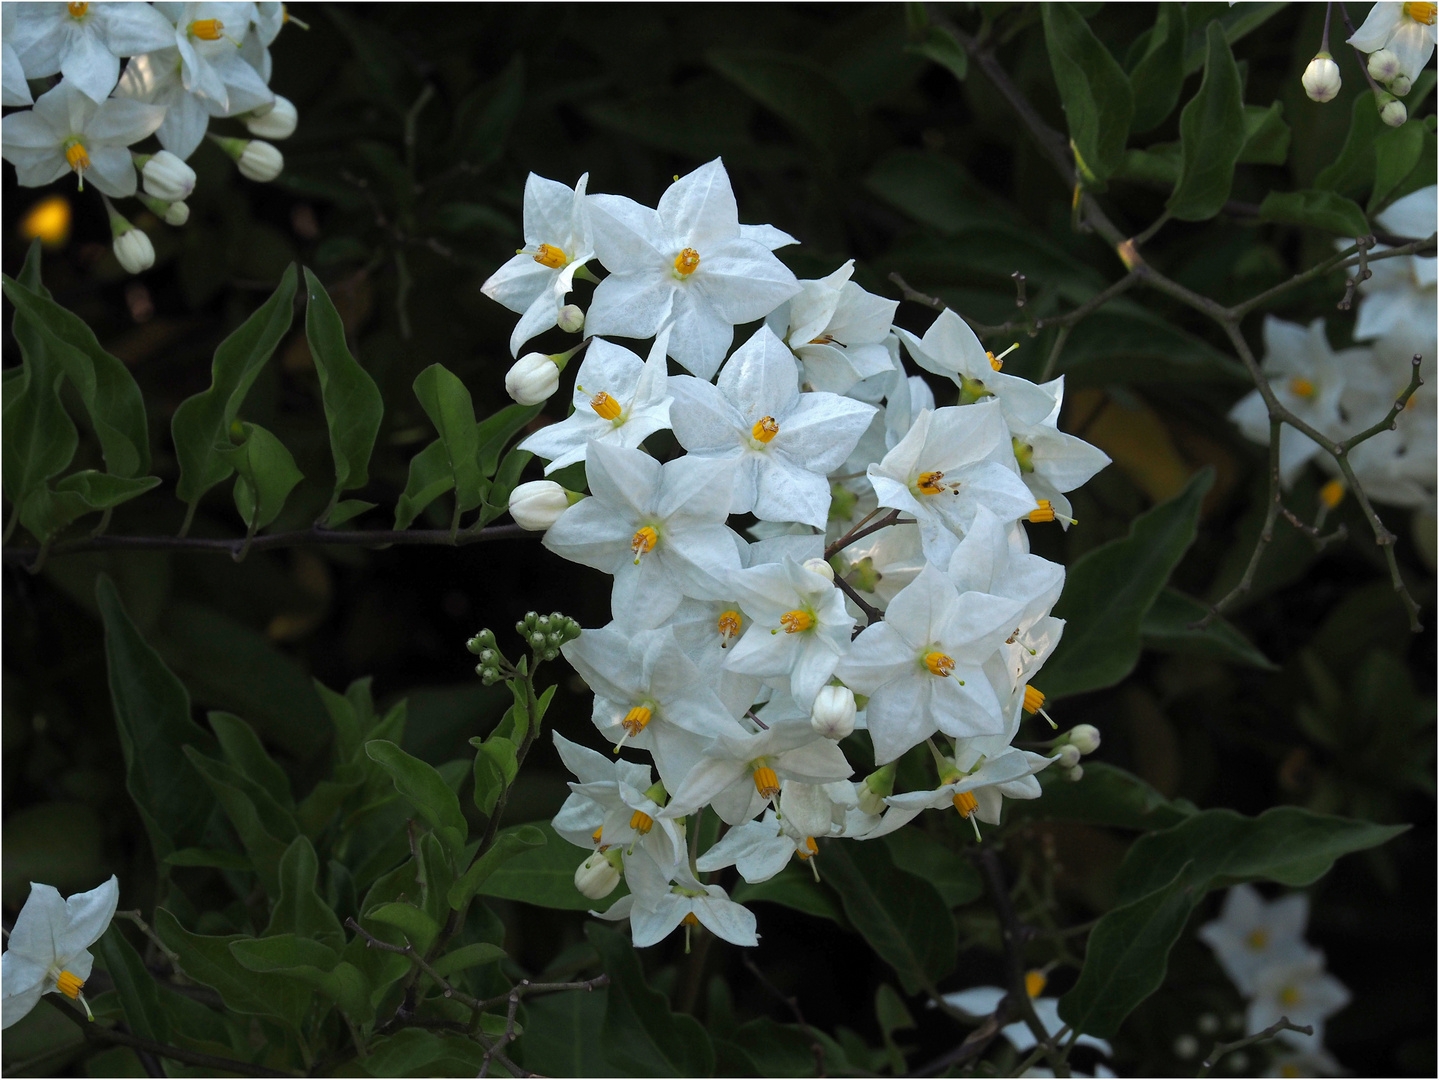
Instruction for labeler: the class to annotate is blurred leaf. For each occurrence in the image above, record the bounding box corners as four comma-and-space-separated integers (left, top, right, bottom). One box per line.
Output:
171, 265, 298, 513
413, 364, 486, 515
163, 847, 252, 872
732, 862, 847, 925
587, 923, 716, 1078
1314, 92, 1383, 196
209, 711, 293, 808
1042, 469, 1213, 699
1182, 2, 1288, 73
184, 747, 294, 896
450, 55, 526, 169
360, 1029, 487, 1077
264, 836, 345, 950
1127, 4, 1187, 134
2, 804, 106, 907
1258, 189, 1369, 235
1369, 120, 1427, 212
1237, 102, 1290, 165
708, 49, 860, 156
94, 927, 169, 1044
1140, 588, 1278, 670
303, 269, 384, 519
98, 575, 218, 863
906, 24, 967, 81
882, 830, 982, 907
820, 837, 955, 994
519, 987, 619, 1076
1114, 143, 1181, 185
365, 739, 468, 856
1167, 22, 1246, 221
471, 735, 517, 817
393, 438, 454, 530
1041, 2, 1133, 188
448, 823, 545, 909
325, 498, 376, 527
1006, 762, 1195, 831
430, 941, 506, 980
1382, 118, 1437, 208
215, 422, 303, 535
430, 202, 514, 236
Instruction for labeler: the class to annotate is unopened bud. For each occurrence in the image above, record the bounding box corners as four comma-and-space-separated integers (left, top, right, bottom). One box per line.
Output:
505, 353, 560, 405
1068, 724, 1101, 755
213, 136, 284, 181
557, 304, 585, 334
574, 850, 621, 899
1390, 74, 1413, 96
112, 225, 154, 275
858, 763, 896, 815
139, 150, 196, 201
802, 557, 835, 583
1066, 763, 1085, 783
467, 628, 496, 653
1367, 48, 1402, 84
810, 685, 856, 740
245, 95, 297, 140
138, 193, 189, 226
1377, 92, 1408, 127
1056, 743, 1082, 769
509, 480, 571, 530
1301, 55, 1342, 102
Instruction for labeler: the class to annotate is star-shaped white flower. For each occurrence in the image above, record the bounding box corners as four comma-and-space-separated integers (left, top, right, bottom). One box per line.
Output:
1347, 1, 1438, 80
884, 745, 1055, 829
1197, 884, 1316, 997
518, 330, 673, 475
1, 80, 164, 196
594, 848, 758, 948
1353, 186, 1438, 344
1246, 951, 1351, 1049
9, 1, 174, 102
669, 325, 876, 528
3, 6, 34, 107
695, 808, 827, 883
150, 2, 266, 114
1008, 376, 1110, 527
2, 875, 119, 1028
585, 157, 801, 378
767, 260, 898, 394
482, 172, 597, 356
943, 974, 1112, 1058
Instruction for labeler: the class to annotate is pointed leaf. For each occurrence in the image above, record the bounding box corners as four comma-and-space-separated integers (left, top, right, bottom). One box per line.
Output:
394, 438, 455, 530
413, 363, 486, 514
1259, 189, 1369, 235
1127, 4, 1187, 134
1140, 588, 1278, 670
365, 739, 468, 853
215, 422, 303, 533
447, 824, 545, 909
264, 836, 345, 949
1042, 2, 1134, 188
1167, 21, 1247, 221
208, 711, 294, 809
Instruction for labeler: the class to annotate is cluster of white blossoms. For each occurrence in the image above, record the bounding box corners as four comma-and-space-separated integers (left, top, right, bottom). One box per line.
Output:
1302, 1, 1435, 123
1198, 885, 1351, 1076
486, 158, 1109, 950
1, 875, 119, 1028
1229, 186, 1437, 515
0, 1, 299, 273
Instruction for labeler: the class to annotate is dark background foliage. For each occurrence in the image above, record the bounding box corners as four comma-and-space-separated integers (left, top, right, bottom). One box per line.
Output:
3, 3, 1434, 1075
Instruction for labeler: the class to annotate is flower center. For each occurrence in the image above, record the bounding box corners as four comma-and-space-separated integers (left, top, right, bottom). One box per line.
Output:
1023, 685, 1046, 714
808, 333, 842, 346
956, 372, 995, 406
751, 416, 779, 444
532, 243, 568, 269
56, 970, 85, 999
952, 790, 979, 817
1012, 438, 1035, 473
630, 526, 658, 564
589, 390, 623, 421
621, 705, 652, 737
67, 2, 88, 16
629, 809, 654, 834
64, 141, 90, 175
917, 470, 949, 495
1030, 500, 1056, 523
1289, 377, 1316, 398
796, 836, 819, 860
1405, 1, 1437, 24
188, 18, 225, 39
925, 651, 955, 677
752, 764, 780, 799
1246, 929, 1269, 951
1279, 986, 1302, 1007
681, 911, 700, 926
717, 609, 742, 647
774, 610, 813, 634
673, 247, 700, 277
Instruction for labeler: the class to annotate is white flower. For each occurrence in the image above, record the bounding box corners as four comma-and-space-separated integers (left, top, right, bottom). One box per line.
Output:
1347, 1, 1438, 81
884, 744, 1054, 829
1197, 884, 1315, 997
696, 809, 825, 883
2, 80, 165, 197
942, 974, 1112, 1059
113, 44, 272, 161
594, 848, 758, 949
832, 521, 926, 618
1353, 185, 1438, 343
1302, 54, 1343, 101
838, 563, 1024, 764
519, 332, 674, 474
508, 480, 572, 531
1008, 377, 1111, 527
669, 325, 876, 528
1246, 951, 1351, 1048
481, 172, 596, 357
585, 157, 801, 378
2, 5, 33, 107
767, 260, 898, 394
8, 1, 174, 102
159, 1, 267, 111
1, 875, 119, 1028
866, 403, 1038, 566
239, 0, 287, 82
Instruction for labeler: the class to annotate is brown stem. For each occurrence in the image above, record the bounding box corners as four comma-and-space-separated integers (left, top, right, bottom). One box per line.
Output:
1199, 1017, 1314, 1076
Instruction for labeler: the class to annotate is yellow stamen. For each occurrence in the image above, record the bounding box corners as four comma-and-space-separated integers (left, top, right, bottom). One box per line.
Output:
751, 416, 779, 443
1405, 1, 1437, 24
1025, 970, 1047, 998
925, 651, 955, 677
775, 610, 813, 634
917, 470, 946, 495
630, 526, 658, 564
21, 196, 71, 248
1319, 479, 1345, 509
67, 1, 88, 16
987, 342, 1020, 371
589, 390, 622, 421
621, 705, 652, 738
952, 790, 979, 817
1029, 500, 1056, 523
717, 610, 742, 647
64, 142, 90, 175
1022, 685, 1045, 714
629, 809, 654, 834
56, 970, 84, 999
673, 247, 700, 276
681, 911, 700, 926
753, 765, 780, 799
808, 334, 841, 346
591, 826, 603, 845
1279, 986, 1301, 1007
188, 18, 225, 39
532, 243, 568, 269
1289, 377, 1316, 398
796, 836, 819, 860
1245, 929, 1269, 951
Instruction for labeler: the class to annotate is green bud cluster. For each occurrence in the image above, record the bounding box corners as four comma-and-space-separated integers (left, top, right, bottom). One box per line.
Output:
515, 610, 582, 663
467, 628, 508, 685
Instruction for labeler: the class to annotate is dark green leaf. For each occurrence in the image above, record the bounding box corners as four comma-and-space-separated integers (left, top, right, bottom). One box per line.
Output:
882, 830, 983, 907
1041, 469, 1213, 699
1181, 2, 1287, 73
732, 862, 848, 925
1127, 4, 1186, 133
264, 836, 345, 950
430, 941, 506, 979
472, 820, 625, 911
476, 401, 544, 477
325, 498, 376, 527
365, 739, 468, 853
1113, 143, 1181, 185
1258, 189, 1370, 235
394, 438, 454, 530
1140, 588, 1278, 670
450, 55, 526, 168
1369, 120, 1427, 212
361, 1029, 487, 1078
94, 926, 170, 1044
216, 422, 303, 533
208, 711, 294, 809
1041, 2, 1133, 188
479, 445, 532, 525
163, 847, 252, 871
19, 472, 161, 543
906, 25, 967, 81
183, 747, 294, 896
518, 987, 620, 1076
1167, 22, 1247, 221
1005, 762, 1195, 831
472, 735, 517, 817
229, 934, 371, 1022
413, 363, 486, 514
707, 49, 860, 156
1314, 92, 1383, 196
1237, 102, 1290, 165
448, 824, 545, 909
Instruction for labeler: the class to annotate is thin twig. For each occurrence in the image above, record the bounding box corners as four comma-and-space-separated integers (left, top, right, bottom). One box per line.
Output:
742, 955, 828, 1077
824, 509, 901, 561
1336, 235, 1374, 310
835, 572, 884, 629
1198, 1017, 1314, 1076
1196, 416, 1284, 628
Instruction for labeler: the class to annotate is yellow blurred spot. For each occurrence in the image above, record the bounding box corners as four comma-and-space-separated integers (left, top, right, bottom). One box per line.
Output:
1068, 389, 1193, 504
1024, 970, 1047, 998
21, 196, 71, 248
1319, 479, 1345, 509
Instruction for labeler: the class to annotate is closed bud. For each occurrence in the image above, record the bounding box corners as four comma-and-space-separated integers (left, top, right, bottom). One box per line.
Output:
1367, 48, 1402, 84
1378, 92, 1408, 127
1068, 724, 1101, 755
245, 95, 297, 140
113, 227, 154, 275
802, 557, 835, 583
1066, 763, 1085, 782
139, 150, 196, 201
162, 200, 189, 226
529, 631, 547, 649
509, 480, 571, 531
217, 137, 284, 181
505, 353, 560, 405
1057, 743, 1082, 769
556, 304, 585, 333
1390, 74, 1413, 96
543, 647, 559, 661
858, 763, 896, 815
1301, 54, 1342, 102
574, 850, 621, 899
810, 685, 856, 740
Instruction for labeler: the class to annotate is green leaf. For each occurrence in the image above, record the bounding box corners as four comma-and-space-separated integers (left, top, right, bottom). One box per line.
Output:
1140, 588, 1278, 670
1258, 189, 1370, 235
1041, 469, 1213, 699
1041, 2, 1133, 188
360, 1029, 487, 1078
707, 49, 860, 156
1237, 102, 1290, 165
303, 268, 383, 517
325, 498, 376, 527
882, 830, 983, 907
447, 824, 545, 909
97, 575, 218, 862
229, 934, 371, 1022
1314, 91, 1384, 196
183, 748, 294, 896
906, 25, 967, 81
1167, 21, 1246, 221
413, 363, 486, 515
731, 862, 847, 925
94, 926, 170, 1044
476, 401, 544, 477
450, 55, 526, 169
364, 739, 468, 852
1181, 2, 1287, 73
820, 838, 956, 994
472, 735, 517, 817
587, 923, 716, 1077
518, 987, 619, 1076
1127, 4, 1186, 134
163, 847, 252, 871
479, 445, 532, 525
316, 677, 366, 765
208, 711, 294, 809
0, 276, 149, 477
19, 472, 161, 543
430, 941, 506, 980
471, 821, 624, 911
1005, 762, 1195, 831
264, 836, 345, 950
1369, 120, 1427, 212
215, 423, 303, 534
171, 266, 298, 511
394, 438, 455, 530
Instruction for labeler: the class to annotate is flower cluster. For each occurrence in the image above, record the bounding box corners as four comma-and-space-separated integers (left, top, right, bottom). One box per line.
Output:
1228, 186, 1437, 514
1302, 1, 1434, 122
1, 875, 119, 1028
483, 158, 1110, 950
1198, 884, 1351, 1076
1, 1, 298, 272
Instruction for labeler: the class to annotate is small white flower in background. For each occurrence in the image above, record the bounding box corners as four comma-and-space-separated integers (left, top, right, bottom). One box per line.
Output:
1197, 884, 1315, 996
696, 808, 826, 883
941, 971, 1113, 1059
1352, 185, 1438, 344
2, 5, 34, 107
481, 172, 597, 357
1246, 952, 1351, 1049
1, 875, 120, 1028
1, 80, 164, 196
585, 157, 801, 379
594, 847, 758, 949
8, 0, 175, 103
1347, 1, 1438, 81
768, 260, 899, 394
1007, 376, 1111, 529
1301, 54, 1342, 102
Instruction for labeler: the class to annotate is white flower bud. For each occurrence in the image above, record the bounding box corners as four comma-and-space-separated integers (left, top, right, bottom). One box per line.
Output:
1380, 95, 1408, 127
810, 685, 856, 740
1068, 724, 1101, 755
237, 140, 284, 182
113, 228, 154, 275
556, 304, 585, 334
1301, 55, 1342, 102
245, 95, 297, 140
141, 151, 196, 201
505, 352, 560, 405
802, 557, 835, 583
1056, 743, 1082, 769
163, 201, 190, 226
509, 480, 571, 531
1174, 1034, 1200, 1060
1390, 74, 1413, 96
1367, 48, 1402, 84
857, 784, 886, 816
1066, 763, 1085, 783
574, 851, 620, 899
